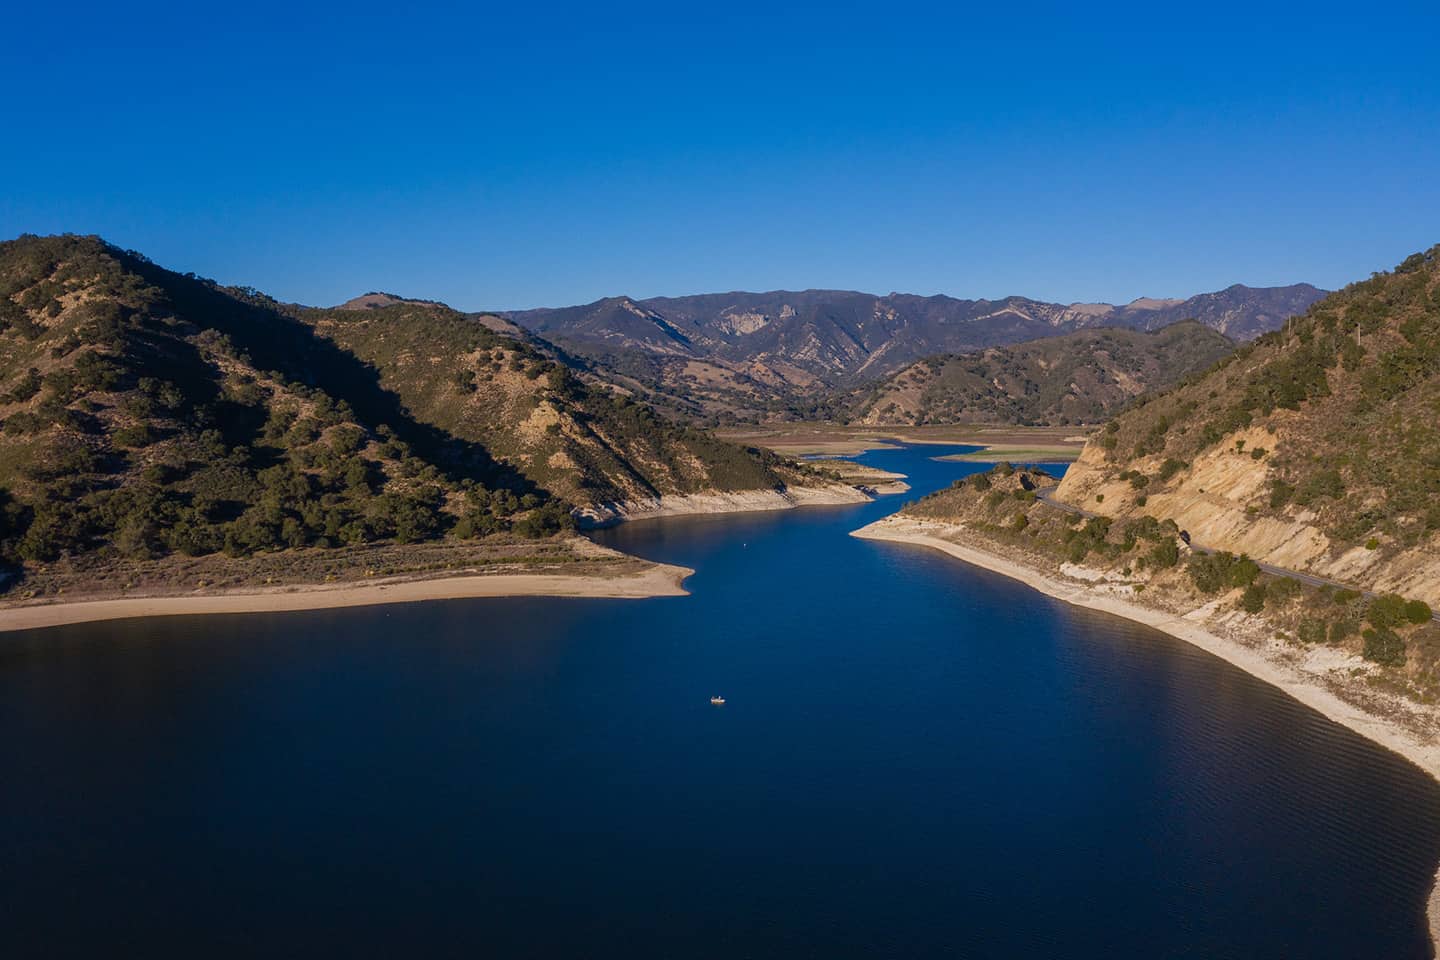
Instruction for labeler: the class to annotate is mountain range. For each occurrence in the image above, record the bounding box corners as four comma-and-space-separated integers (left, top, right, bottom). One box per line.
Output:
508, 283, 1326, 386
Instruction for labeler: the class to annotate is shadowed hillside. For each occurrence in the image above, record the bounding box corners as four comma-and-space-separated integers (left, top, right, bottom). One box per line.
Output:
0, 235, 825, 584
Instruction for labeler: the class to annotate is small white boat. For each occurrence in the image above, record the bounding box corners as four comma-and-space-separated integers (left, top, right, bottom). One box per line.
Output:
710, 696, 726, 705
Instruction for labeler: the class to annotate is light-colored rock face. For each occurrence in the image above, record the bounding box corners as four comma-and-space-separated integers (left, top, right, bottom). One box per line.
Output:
1057, 429, 1440, 607
572, 484, 871, 528
716, 311, 770, 336
619, 299, 655, 319
1065, 302, 1116, 318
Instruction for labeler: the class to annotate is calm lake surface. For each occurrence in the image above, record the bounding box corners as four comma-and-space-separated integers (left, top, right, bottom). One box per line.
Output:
3, 444, 1438, 958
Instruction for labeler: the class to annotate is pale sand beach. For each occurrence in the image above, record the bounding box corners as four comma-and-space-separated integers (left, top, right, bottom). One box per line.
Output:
852, 514, 1440, 947
0, 562, 692, 634
0, 482, 870, 632
0, 485, 874, 633
574, 483, 872, 527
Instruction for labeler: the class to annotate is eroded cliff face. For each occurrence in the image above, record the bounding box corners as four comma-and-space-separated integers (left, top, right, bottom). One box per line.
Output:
1050, 245, 1440, 608
1056, 425, 1440, 607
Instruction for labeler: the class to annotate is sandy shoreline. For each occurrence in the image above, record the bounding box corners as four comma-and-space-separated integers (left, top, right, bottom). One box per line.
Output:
0, 562, 692, 634
0, 483, 872, 633
852, 514, 1440, 946
574, 483, 872, 527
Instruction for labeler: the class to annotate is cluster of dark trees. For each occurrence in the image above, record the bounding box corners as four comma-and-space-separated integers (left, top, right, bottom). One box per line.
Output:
0, 236, 579, 574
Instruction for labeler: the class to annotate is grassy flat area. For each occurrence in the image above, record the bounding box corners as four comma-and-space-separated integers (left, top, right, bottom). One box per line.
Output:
1, 536, 640, 607
806, 459, 907, 483
718, 423, 1090, 457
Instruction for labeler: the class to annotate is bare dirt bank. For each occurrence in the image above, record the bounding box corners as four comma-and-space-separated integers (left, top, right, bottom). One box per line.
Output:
852, 513, 1440, 947
0, 562, 691, 633
575, 483, 872, 528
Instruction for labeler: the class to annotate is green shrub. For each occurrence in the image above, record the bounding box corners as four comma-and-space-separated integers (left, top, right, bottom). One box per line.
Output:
1239, 583, 1267, 613
1187, 551, 1261, 594
1266, 577, 1302, 603
512, 501, 575, 538
1367, 594, 1410, 629
1362, 627, 1406, 666
1149, 538, 1180, 569
1297, 618, 1328, 644
3, 368, 42, 403
1330, 619, 1358, 643
1231, 556, 1262, 588
1063, 516, 1112, 563
113, 423, 157, 448
1269, 478, 1295, 509
1404, 599, 1434, 625
1295, 468, 1345, 505
1156, 458, 1188, 482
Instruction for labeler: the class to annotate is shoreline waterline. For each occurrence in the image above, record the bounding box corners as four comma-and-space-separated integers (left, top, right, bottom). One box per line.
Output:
574, 483, 872, 528
0, 562, 693, 634
851, 514, 1440, 949
0, 484, 875, 635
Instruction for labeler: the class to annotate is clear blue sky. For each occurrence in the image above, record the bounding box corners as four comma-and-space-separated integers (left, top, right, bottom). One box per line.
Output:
4, 2, 1438, 310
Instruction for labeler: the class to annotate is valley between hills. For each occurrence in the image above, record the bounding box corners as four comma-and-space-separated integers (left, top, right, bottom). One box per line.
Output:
5, 228, 1440, 941
1, 231, 1434, 727
0, 232, 1311, 624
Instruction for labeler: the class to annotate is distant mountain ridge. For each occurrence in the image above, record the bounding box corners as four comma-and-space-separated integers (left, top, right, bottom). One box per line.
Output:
852, 322, 1237, 427
508, 283, 1326, 385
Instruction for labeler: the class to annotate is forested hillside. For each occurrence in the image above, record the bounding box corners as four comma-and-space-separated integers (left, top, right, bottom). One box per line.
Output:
0, 235, 818, 580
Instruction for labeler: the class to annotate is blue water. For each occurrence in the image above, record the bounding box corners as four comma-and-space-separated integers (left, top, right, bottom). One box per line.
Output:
2, 445, 1437, 958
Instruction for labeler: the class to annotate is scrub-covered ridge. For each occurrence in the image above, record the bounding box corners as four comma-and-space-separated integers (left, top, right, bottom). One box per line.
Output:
0, 234, 845, 603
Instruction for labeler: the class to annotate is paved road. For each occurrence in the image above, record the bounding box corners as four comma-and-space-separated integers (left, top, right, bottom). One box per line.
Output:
1034, 485, 1439, 621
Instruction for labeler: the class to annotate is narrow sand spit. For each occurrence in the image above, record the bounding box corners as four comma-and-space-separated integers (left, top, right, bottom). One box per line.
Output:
0, 562, 692, 633
852, 515, 1440, 948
